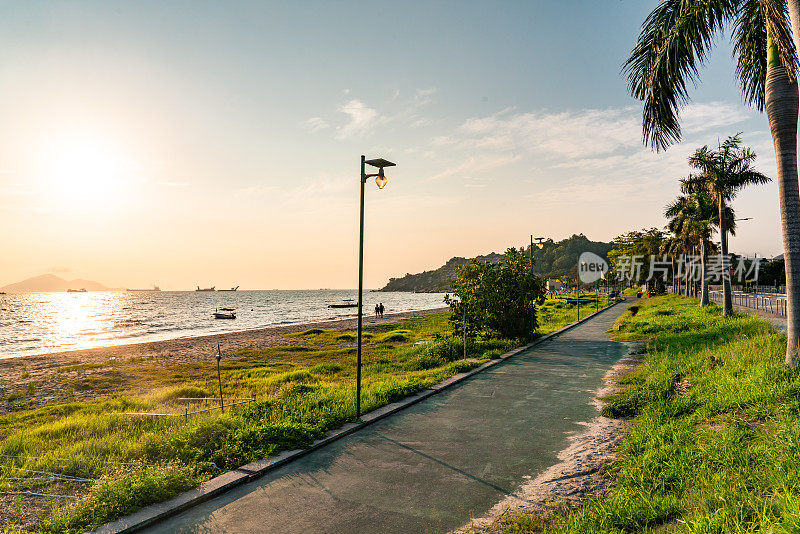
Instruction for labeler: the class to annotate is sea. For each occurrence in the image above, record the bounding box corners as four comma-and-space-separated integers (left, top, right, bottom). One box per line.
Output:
0, 290, 448, 359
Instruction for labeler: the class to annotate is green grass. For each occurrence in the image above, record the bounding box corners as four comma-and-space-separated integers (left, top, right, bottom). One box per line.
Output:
1, 307, 607, 532
536, 297, 617, 335
500, 294, 800, 533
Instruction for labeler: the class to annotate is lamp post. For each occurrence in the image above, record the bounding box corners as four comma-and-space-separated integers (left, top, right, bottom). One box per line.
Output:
530, 236, 545, 341
356, 155, 395, 420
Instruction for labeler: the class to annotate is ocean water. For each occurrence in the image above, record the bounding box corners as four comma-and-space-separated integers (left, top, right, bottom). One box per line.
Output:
0, 290, 448, 359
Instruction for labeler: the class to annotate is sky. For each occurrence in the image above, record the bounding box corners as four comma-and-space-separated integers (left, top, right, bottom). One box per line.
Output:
0, 1, 787, 289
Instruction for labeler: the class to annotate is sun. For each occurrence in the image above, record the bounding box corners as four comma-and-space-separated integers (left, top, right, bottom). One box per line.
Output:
38, 135, 129, 206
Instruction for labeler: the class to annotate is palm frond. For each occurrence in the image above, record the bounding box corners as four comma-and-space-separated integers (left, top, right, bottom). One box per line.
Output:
624, 0, 737, 150
733, 0, 770, 109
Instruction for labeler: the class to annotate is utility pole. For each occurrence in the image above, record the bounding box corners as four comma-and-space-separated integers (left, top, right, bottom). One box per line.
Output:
530, 235, 535, 341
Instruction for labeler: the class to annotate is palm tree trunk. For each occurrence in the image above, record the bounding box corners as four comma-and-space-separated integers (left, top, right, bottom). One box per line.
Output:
700, 240, 709, 306
685, 254, 690, 296
719, 199, 733, 316
671, 257, 676, 294
766, 32, 800, 366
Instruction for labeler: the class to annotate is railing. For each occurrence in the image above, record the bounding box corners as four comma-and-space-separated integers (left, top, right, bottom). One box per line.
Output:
708, 290, 787, 317
126, 397, 255, 420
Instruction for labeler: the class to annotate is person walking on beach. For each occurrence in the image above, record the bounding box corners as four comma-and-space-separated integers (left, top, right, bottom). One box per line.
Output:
379, 303, 385, 318
375, 304, 380, 318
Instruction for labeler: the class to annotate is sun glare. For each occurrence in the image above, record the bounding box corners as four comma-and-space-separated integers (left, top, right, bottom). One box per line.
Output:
37, 136, 130, 207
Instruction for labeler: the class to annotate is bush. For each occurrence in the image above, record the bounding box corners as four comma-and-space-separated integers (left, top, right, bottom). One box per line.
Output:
482, 349, 505, 360
446, 247, 544, 340
427, 338, 472, 362
403, 354, 446, 371
377, 330, 413, 343
43, 464, 202, 533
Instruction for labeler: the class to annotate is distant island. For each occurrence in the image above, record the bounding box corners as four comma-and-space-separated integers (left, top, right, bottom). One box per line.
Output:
380, 234, 612, 292
0, 274, 115, 293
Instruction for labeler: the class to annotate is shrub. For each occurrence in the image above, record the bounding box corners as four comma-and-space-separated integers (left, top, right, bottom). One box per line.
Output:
427, 338, 472, 362
446, 247, 544, 340
42, 464, 202, 533
377, 330, 413, 343
482, 349, 505, 360
403, 354, 446, 371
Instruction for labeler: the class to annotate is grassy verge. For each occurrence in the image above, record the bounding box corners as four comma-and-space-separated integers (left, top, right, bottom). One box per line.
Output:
537, 297, 617, 335
1, 301, 615, 533
501, 294, 800, 532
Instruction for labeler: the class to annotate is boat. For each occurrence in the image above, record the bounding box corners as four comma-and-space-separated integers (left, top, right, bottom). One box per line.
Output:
219, 286, 239, 292
328, 299, 358, 309
213, 308, 236, 319
196, 286, 216, 292
67, 288, 87, 293
127, 285, 161, 292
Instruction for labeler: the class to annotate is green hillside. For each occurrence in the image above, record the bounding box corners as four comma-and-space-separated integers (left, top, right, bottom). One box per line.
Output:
380, 234, 612, 292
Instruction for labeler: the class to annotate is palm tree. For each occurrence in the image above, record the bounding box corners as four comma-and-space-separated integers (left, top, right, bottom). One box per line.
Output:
683, 135, 771, 316
666, 193, 719, 306
661, 235, 684, 294
626, 0, 800, 365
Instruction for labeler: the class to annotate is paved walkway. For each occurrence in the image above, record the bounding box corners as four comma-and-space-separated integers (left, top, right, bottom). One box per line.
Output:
148, 305, 632, 534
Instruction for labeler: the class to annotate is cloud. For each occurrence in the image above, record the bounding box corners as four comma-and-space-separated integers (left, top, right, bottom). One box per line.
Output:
680, 101, 750, 135
336, 99, 379, 139
425, 101, 763, 184
304, 117, 329, 133
155, 181, 189, 187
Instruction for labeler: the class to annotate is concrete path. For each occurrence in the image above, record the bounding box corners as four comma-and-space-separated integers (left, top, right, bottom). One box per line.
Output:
147, 305, 631, 534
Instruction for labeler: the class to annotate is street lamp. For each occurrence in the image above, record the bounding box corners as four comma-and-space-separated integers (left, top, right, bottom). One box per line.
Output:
530, 236, 546, 341
355, 155, 395, 420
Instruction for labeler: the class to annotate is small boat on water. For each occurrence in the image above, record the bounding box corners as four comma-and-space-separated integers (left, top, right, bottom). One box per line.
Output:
328, 299, 358, 309
67, 288, 87, 293
196, 286, 215, 292
219, 286, 239, 292
213, 308, 236, 319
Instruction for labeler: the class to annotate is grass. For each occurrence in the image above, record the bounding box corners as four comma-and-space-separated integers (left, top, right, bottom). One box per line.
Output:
0, 308, 575, 532
537, 297, 618, 335
2, 301, 617, 533
498, 294, 800, 533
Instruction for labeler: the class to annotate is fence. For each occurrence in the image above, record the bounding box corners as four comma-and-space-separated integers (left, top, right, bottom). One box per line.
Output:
708, 290, 787, 318
126, 397, 255, 420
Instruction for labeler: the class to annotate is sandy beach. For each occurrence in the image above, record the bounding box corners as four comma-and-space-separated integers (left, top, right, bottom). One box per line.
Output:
0, 307, 448, 414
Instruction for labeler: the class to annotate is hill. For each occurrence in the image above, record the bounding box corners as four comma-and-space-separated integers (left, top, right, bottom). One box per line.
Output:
0, 274, 114, 293
380, 234, 612, 292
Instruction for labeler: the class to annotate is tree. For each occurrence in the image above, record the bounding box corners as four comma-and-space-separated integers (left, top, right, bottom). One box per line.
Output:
684, 135, 771, 315
625, 0, 800, 365
608, 228, 667, 289
665, 191, 720, 306
445, 248, 544, 341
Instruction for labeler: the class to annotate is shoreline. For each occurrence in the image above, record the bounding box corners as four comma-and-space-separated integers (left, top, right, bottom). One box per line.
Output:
456, 346, 641, 532
0, 307, 449, 413
0, 306, 450, 362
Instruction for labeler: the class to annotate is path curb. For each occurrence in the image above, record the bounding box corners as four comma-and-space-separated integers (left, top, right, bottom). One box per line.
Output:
91, 300, 625, 534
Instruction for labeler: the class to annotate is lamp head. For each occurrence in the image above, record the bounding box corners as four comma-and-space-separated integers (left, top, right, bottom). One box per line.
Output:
365, 157, 394, 189
375, 168, 387, 189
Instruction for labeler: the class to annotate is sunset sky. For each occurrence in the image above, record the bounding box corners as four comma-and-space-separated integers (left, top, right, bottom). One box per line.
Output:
0, 1, 784, 289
